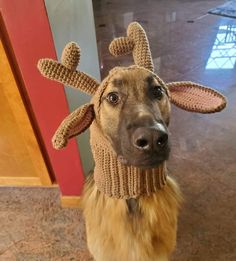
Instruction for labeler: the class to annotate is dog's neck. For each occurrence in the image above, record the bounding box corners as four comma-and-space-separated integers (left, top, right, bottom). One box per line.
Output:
90, 122, 167, 199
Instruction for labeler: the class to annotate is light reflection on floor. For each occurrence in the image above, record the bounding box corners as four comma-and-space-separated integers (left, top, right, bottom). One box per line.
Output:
206, 24, 236, 69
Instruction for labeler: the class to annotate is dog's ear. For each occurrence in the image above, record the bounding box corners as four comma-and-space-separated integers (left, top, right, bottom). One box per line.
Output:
166, 81, 226, 113
52, 103, 94, 149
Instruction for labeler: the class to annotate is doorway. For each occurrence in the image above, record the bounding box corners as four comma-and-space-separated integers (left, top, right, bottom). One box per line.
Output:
0, 38, 52, 186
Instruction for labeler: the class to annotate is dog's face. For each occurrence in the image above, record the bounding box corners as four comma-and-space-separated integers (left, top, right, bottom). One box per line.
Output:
98, 67, 171, 168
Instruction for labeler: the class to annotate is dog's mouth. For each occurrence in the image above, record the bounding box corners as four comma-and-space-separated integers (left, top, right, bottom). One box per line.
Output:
117, 144, 170, 169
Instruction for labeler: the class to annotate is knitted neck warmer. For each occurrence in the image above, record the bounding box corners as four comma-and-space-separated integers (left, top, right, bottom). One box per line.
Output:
90, 122, 167, 199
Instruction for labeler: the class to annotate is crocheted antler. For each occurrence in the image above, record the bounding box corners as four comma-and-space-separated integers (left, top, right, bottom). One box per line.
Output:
37, 42, 99, 95
109, 22, 154, 71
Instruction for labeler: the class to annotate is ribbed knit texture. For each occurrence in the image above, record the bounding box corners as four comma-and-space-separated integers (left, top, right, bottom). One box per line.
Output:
109, 22, 154, 72
166, 81, 227, 113
61, 42, 80, 70
52, 104, 94, 149
37, 42, 99, 95
90, 122, 167, 199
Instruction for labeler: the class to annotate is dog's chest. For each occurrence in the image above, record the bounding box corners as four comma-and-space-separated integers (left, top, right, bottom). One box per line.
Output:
82, 176, 181, 261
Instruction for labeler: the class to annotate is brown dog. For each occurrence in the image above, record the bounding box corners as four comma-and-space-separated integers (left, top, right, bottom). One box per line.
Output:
82, 68, 181, 261
38, 22, 226, 261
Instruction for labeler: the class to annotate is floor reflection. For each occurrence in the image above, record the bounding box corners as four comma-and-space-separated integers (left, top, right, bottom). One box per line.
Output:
206, 24, 236, 69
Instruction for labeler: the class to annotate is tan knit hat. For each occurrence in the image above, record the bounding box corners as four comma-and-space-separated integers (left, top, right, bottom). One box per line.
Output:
37, 22, 227, 198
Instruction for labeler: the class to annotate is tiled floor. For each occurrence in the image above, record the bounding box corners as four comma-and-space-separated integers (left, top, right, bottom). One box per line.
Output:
1, 0, 236, 260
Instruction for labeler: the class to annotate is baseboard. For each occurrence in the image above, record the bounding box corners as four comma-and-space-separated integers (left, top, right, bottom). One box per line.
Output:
0, 177, 41, 186
60, 195, 81, 208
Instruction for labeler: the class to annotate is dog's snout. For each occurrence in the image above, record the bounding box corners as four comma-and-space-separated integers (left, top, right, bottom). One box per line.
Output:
132, 127, 168, 152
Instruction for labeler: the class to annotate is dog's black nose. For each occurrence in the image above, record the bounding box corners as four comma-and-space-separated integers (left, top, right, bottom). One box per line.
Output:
156, 132, 168, 147
133, 127, 168, 151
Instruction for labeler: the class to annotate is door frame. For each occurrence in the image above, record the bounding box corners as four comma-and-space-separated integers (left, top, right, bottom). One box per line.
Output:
0, 36, 52, 186
0, 0, 85, 196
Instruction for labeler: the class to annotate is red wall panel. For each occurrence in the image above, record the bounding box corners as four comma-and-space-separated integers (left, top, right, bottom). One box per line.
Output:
0, 0, 84, 195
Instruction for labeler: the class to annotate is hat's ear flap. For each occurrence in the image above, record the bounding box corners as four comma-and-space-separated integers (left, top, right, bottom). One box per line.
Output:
166, 81, 227, 113
52, 103, 94, 149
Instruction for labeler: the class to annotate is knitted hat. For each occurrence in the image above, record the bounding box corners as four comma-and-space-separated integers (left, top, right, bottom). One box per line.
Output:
37, 22, 226, 199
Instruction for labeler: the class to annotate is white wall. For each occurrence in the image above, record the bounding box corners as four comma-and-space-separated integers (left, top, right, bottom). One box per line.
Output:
45, 0, 100, 175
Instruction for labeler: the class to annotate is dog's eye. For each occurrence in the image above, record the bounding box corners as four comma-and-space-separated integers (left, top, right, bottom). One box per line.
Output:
152, 86, 163, 100
106, 92, 120, 105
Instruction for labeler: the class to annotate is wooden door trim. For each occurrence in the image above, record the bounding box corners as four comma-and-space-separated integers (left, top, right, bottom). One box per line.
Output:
0, 177, 42, 186
0, 13, 53, 185
0, 38, 52, 185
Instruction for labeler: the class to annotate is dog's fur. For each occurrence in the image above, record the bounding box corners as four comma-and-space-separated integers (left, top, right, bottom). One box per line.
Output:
82, 175, 182, 261
82, 68, 182, 261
